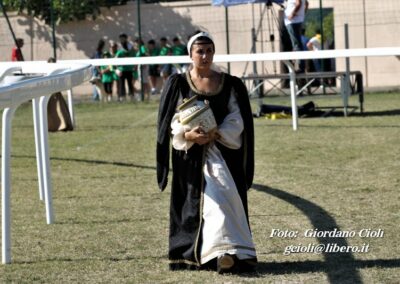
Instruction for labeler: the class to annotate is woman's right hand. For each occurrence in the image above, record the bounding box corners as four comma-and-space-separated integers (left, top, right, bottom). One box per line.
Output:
184, 126, 215, 145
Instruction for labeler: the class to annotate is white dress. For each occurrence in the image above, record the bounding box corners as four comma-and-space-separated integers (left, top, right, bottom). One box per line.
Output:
171, 93, 257, 264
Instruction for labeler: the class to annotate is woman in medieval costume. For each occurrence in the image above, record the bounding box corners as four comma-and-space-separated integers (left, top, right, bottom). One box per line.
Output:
156, 32, 257, 273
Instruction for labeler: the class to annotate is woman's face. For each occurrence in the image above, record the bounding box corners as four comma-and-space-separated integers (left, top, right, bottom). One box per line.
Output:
190, 42, 214, 69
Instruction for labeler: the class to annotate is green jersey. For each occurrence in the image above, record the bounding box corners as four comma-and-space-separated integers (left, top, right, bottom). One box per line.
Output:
172, 44, 187, 56
136, 45, 147, 57
115, 49, 134, 72
149, 47, 160, 56
100, 65, 114, 83
159, 46, 172, 56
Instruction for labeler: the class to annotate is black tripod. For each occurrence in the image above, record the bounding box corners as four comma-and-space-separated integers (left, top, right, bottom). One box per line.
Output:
244, 0, 284, 98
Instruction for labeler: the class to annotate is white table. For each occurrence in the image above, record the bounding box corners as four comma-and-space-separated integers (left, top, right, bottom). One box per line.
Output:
0, 63, 92, 264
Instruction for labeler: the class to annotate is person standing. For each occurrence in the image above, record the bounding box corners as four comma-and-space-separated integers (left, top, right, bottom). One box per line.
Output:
147, 39, 160, 95
157, 32, 257, 273
11, 38, 24, 61
307, 29, 322, 72
135, 38, 151, 101
108, 40, 120, 98
171, 36, 188, 74
90, 39, 106, 101
159, 37, 173, 86
100, 51, 115, 102
115, 33, 135, 102
299, 28, 310, 73
284, 0, 309, 53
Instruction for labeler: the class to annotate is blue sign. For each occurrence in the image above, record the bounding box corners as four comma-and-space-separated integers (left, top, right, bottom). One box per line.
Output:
212, 0, 284, 6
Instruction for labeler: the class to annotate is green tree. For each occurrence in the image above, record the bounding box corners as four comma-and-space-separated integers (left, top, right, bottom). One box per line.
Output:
305, 10, 334, 46
1, 0, 128, 24
323, 11, 334, 44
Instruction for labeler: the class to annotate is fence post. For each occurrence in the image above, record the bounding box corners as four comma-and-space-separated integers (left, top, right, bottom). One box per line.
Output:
343, 23, 351, 117
283, 60, 298, 131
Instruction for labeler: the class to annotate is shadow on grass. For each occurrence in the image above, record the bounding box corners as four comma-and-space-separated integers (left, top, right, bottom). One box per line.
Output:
50, 156, 156, 170
56, 217, 153, 225
14, 254, 164, 265
255, 107, 400, 120
307, 108, 400, 118
255, 258, 400, 274
352, 109, 400, 117
251, 183, 400, 283
12, 155, 156, 171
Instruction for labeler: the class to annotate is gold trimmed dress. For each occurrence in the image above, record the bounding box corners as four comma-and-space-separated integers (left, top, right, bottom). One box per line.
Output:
156, 71, 256, 270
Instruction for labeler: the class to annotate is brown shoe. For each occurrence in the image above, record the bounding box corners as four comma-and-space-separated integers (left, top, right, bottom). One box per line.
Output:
217, 254, 235, 274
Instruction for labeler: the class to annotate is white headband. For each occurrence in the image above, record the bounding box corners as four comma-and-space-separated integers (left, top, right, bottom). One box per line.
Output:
187, 32, 214, 55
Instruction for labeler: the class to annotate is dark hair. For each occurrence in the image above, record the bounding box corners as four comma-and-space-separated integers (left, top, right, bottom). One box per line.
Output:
119, 33, 128, 39
148, 39, 156, 45
193, 36, 213, 45
160, 37, 167, 42
97, 39, 105, 52
190, 36, 215, 49
173, 37, 179, 42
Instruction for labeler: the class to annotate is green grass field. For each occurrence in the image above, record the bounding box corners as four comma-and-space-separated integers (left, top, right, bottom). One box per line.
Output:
0, 92, 399, 283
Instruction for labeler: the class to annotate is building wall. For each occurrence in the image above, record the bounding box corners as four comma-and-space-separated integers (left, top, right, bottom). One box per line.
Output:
326, 0, 400, 87
0, 0, 399, 95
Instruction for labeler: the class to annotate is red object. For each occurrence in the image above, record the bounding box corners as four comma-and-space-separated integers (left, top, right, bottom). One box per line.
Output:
11, 46, 23, 61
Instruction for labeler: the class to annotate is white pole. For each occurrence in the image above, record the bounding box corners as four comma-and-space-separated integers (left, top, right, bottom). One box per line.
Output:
284, 60, 298, 131
2, 107, 16, 264
343, 23, 351, 117
39, 95, 54, 224
32, 98, 45, 201
67, 89, 75, 127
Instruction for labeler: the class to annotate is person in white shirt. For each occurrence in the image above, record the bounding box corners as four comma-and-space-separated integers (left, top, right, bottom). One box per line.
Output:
307, 29, 322, 72
284, 0, 309, 53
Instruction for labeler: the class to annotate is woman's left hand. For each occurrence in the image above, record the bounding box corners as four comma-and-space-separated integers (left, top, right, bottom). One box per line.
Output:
208, 128, 220, 142
184, 126, 219, 145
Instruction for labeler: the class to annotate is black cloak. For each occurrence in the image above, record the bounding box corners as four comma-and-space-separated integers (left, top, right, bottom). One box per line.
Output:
156, 72, 254, 270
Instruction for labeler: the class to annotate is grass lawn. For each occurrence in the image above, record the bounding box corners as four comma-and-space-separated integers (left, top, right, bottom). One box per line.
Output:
0, 92, 399, 283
